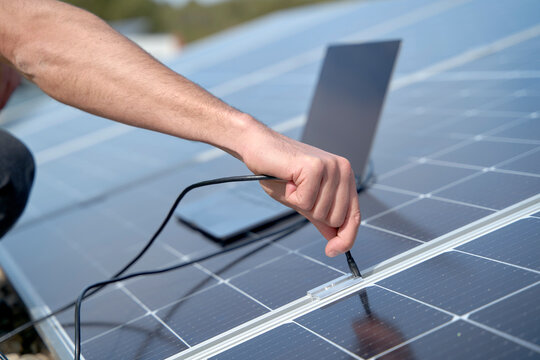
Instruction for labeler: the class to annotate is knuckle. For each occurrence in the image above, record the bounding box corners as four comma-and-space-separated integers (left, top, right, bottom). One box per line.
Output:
350, 209, 362, 226
297, 192, 316, 211
337, 156, 351, 168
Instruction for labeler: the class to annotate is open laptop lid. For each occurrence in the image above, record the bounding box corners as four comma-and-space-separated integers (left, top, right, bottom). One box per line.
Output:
301, 40, 401, 179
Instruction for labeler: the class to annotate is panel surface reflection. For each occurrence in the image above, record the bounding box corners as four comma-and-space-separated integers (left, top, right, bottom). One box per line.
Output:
296, 286, 451, 358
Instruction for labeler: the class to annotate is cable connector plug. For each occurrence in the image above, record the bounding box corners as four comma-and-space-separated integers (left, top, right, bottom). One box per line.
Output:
345, 251, 362, 278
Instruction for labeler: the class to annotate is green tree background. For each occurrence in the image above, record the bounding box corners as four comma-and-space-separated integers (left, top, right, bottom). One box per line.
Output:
64, 0, 342, 43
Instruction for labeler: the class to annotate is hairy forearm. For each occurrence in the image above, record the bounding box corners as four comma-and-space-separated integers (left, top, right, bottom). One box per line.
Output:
0, 0, 259, 159
0, 0, 361, 256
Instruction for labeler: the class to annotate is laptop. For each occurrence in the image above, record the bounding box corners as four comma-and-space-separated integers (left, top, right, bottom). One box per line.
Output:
176, 40, 401, 244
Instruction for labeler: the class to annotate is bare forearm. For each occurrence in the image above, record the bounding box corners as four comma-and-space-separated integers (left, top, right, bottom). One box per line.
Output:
0, 0, 256, 158
0, 0, 361, 257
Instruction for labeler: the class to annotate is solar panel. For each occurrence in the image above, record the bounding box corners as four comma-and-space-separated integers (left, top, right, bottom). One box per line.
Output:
0, 0, 539, 359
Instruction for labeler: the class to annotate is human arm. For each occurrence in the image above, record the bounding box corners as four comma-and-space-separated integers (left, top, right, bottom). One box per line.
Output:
0, 0, 360, 256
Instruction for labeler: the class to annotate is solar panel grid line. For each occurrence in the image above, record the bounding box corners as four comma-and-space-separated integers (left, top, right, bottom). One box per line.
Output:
483, 135, 540, 146
115, 286, 192, 349
78, 308, 149, 346
373, 159, 419, 181
51, 242, 195, 352
426, 70, 540, 81
58, 97, 536, 358
292, 321, 364, 360
369, 320, 453, 360
494, 146, 540, 169
357, 195, 421, 223
219, 283, 273, 312
2, 0, 536, 358
372, 141, 540, 211
281, 249, 348, 276
4, 0, 436, 145
373, 283, 456, 317
169, 298, 314, 360
11, 0, 532, 231
168, 3, 357, 76
421, 157, 531, 175
360, 223, 426, 245
192, 245, 292, 282
391, 22, 540, 90
210, 0, 471, 98
373, 277, 539, 348
361, 194, 539, 278
171, 197, 539, 359
388, 106, 530, 120
464, 280, 540, 318
452, 249, 540, 275
428, 195, 499, 212
465, 317, 540, 353
24, 0, 457, 168
422, 116, 535, 146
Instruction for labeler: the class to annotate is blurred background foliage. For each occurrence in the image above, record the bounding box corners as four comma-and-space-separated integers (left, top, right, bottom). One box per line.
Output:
64, 0, 340, 43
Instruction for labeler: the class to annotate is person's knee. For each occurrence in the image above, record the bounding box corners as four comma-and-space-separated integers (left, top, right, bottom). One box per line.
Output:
0, 130, 35, 238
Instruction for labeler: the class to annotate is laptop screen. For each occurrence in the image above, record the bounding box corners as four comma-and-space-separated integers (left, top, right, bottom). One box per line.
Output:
301, 40, 401, 179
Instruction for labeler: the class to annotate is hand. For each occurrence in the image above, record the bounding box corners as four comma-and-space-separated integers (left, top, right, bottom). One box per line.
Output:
241, 124, 361, 257
0, 63, 20, 110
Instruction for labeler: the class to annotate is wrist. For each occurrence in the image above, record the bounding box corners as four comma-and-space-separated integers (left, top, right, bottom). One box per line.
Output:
220, 112, 269, 162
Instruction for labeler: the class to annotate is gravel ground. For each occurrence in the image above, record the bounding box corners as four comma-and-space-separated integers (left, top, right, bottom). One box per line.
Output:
0, 268, 53, 360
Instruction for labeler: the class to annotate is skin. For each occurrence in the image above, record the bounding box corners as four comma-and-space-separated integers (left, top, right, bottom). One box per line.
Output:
0, 0, 361, 257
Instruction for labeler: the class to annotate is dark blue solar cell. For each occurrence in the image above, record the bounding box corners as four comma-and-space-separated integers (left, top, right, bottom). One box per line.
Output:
378, 251, 539, 315
498, 149, 540, 175
230, 254, 340, 309
298, 225, 419, 273
368, 198, 493, 242
156, 284, 268, 346
81, 315, 188, 360
125, 265, 218, 310
358, 188, 416, 220
57, 288, 146, 342
198, 241, 288, 280
470, 284, 540, 346
379, 163, 478, 194
379, 320, 539, 360
435, 171, 540, 210
296, 286, 451, 359
211, 323, 354, 360
458, 218, 540, 271
434, 140, 536, 167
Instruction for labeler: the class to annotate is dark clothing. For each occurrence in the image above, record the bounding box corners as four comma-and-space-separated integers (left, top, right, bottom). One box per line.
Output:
0, 129, 35, 239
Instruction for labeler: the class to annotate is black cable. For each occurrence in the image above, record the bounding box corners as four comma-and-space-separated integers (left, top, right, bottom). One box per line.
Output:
74, 166, 374, 359
2, 163, 374, 357
74, 218, 306, 359
346, 251, 361, 277
0, 175, 278, 344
